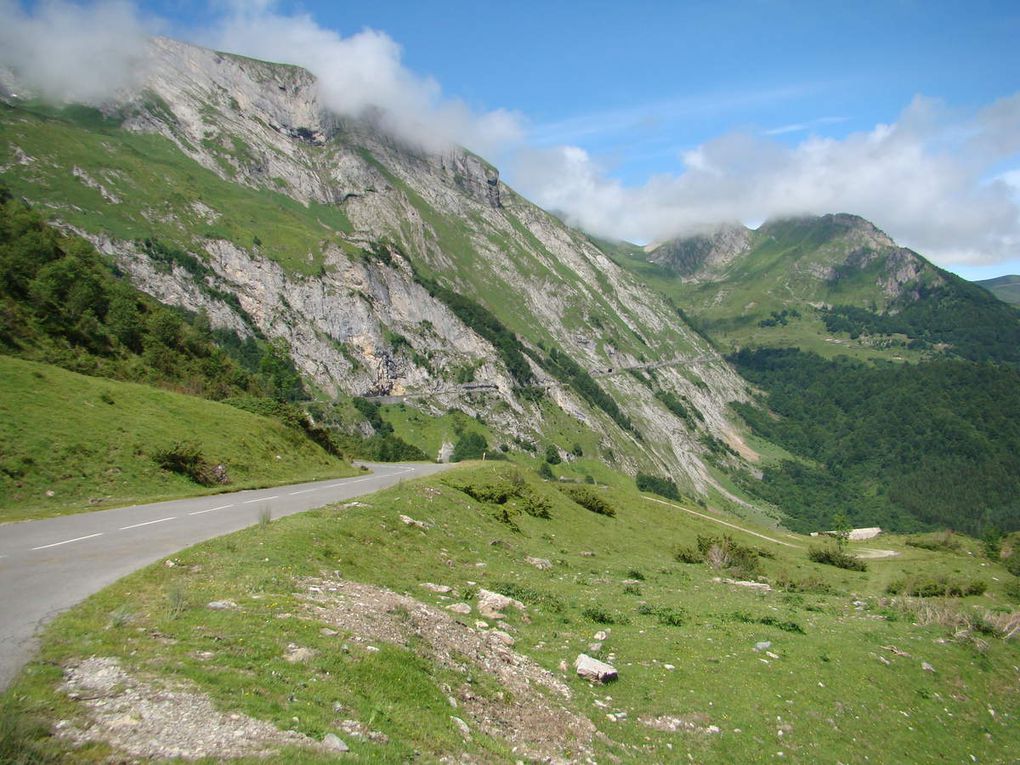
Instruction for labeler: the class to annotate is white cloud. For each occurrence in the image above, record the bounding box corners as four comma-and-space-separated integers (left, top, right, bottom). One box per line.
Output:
511, 94, 1020, 267
205, 3, 523, 155
0, 0, 154, 103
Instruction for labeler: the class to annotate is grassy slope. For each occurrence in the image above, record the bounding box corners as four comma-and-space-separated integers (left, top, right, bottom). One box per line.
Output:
4, 463, 1017, 763
975, 275, 1020, 305
0, 355, 356, 521
0, 103, 351, 276
603, 231, 930, 361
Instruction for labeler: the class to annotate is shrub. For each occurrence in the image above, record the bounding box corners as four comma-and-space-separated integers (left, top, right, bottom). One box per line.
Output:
626, 568, 646, 581
697, 534, 762, 579
152, 441, 220, 485
773, 571, 835, 594
636, 472, 680, 500
451, 431, 488, 462
544, 444, 561, 464
582, 605, 629, 625
491, 582, 564, 612
808, 545, 867, 571
674, 546, 702, 564
559, 485, 616, 517
537, 461, 554, 480
655, 606, 687, 627
519, 492, 552, 519
886, 576, 988, 598
905, 530, 964, 552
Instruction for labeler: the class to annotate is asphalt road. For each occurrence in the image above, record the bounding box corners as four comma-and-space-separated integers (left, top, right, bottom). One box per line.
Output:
0, 461, 451, 691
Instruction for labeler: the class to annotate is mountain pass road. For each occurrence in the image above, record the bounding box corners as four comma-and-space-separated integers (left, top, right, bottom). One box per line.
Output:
0, 461, 451, 690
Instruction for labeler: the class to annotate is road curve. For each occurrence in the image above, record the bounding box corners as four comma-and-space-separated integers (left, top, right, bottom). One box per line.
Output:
0, 461, 451, 691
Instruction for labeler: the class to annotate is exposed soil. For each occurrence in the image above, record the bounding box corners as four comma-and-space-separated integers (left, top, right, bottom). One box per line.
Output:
298, 576, 597, 761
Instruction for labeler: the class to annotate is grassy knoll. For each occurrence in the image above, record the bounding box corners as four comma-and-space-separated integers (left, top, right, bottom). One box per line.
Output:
3, 463, 1016, 762
0, 356, 356, 522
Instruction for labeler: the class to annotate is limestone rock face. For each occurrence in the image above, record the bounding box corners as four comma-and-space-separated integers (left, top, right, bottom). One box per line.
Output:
7, 35, 755, 495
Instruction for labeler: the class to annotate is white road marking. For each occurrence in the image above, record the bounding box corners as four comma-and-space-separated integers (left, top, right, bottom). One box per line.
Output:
189, 504, 233, 516
32, 532, 103, 551
120, 516, 175, 531
243, 496, 277, 504
326, 477, 374, 488
288, 488, 317, 495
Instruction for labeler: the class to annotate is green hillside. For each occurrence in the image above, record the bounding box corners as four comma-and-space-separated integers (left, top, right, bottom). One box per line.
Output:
611, 215, 1020, 364
0, 355, 356, 522
3, 463, 1017, 762
976, 275, 1020, 305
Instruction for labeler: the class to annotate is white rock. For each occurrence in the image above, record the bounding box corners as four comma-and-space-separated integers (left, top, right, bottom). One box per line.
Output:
447, 603, 471, 615
207, 600, 238, 610
420, 582, 453, 594
574, 653, 618, 683
322, 733, 348, 752
451, 716, 471, 737
525, 556, 552, 570
489, 630, 515, 646
477, 588, 524, 619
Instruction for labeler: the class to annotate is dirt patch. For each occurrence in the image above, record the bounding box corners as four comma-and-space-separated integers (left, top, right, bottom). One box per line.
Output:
57, 657, 317, 760
298, 577, 597, 761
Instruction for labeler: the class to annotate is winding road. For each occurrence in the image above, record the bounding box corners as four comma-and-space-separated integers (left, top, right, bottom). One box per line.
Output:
0, 461, 450, 691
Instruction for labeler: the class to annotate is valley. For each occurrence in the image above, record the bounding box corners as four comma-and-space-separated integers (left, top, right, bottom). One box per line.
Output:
0, 30, 1018, 765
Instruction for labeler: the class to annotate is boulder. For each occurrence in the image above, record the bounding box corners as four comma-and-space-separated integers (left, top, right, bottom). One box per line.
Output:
322, 733, 348, 752
574, 653, 618, 683
477, 588, 524, 620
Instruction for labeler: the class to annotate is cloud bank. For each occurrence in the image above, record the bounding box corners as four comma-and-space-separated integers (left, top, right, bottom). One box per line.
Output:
512, 95, 1020, 267
0, 1, 1017, 268
207, 3, 523, 156
0, 0, 153, 103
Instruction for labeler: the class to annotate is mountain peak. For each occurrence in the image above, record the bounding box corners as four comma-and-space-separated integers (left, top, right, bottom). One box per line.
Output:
646, 223, 752, 278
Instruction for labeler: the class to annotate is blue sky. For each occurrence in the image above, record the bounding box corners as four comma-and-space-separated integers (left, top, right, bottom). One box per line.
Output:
8, 1, 1020, 277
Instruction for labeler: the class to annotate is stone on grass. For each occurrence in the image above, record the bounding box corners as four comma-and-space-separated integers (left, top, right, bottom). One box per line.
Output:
489, 630, 515, 647
447, 603, 471, 615
754, 641, 772, 652
922, 662, 935, 672
399, 514, 428, 529
477, 588, 525, 620
322, 733, 349, 752
525, 556, 553, 570
593, 630, 609, 641
207, 600, 238, 610
420, 582, 453, 594
451, 716, 471, 737
574, 653, 618, 684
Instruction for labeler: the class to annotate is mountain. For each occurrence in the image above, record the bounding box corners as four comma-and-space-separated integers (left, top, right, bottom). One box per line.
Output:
976, 274, 1020, 305
612, 214, 1020, 365
0, 37, 752, 499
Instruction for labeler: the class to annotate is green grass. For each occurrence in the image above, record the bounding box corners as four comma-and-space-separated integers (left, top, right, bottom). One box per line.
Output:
0, 356, 356, 521
0, 103, 351, 276
4, 463, 1017, 762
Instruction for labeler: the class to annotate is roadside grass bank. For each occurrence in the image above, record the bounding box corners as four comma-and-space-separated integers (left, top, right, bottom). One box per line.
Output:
1, 463, 1016, 763
0, 356, 357, 523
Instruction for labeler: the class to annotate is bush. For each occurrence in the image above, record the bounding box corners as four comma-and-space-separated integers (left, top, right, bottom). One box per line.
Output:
636, 472, 680, 500
582, 605, 629, 625
451, 431, 487, 462
558, 485, 616, 517
773, 572, 835, 594
905, 530, 964, 552
674, 546, 703, 564
537, 461, 554, 480
491, 582, 565, 613
696, 534, 762, 579
809, 545, 867, 572
152, 441, 222, 485
886, 576, 988, 598
655, 606, 687, 627
544, 444, 561, 464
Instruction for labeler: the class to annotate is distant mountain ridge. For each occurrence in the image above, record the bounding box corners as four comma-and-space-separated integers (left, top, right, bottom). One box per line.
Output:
975, 274, 1020, 305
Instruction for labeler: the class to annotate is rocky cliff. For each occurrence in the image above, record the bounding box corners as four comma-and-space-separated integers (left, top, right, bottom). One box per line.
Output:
0, 37, 753, 495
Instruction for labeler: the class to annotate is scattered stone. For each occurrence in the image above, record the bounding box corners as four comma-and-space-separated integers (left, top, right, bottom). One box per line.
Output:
588, 642, 603, 653
713, 577, 772, 591
320, 628, 338, 637
447, 603, 472, 615
365, 645, 380, 653
754, 641, 772, 652
641, 714, 718, 734
58, 657, 316, 759
766, 651, 780, 659
525, 556, 553, 570
163, 559, 176, 568
477, 588, 525, 620
339, 719, 389, 743
922, 662, 935, 673
882, 645, 911, 657
451, 716, 471, 737
664, 664, 675, 671
322, 733, 349, 752
574, 654, 618, 684
420, 582, 453, 594
878, 655, 892, 666
342, 501, 367, 508
580, 551, 595, 557
594, 630, 609, 641
207, 600, 238, 611
489, 630, 515, 647
399, 514, 429, 529
475, 620, 489, 630
45, 489, 55, 497
284, 645, 316, 663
